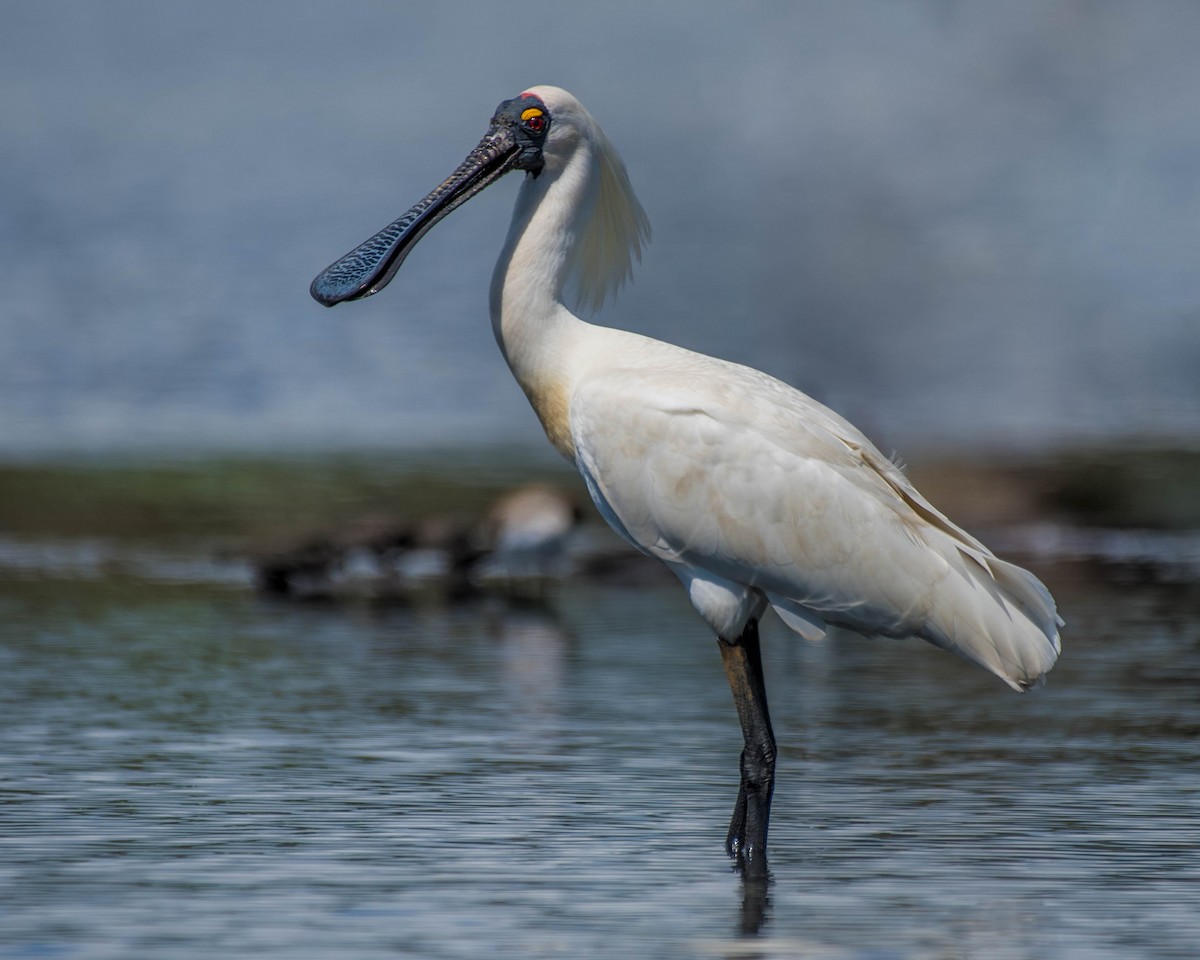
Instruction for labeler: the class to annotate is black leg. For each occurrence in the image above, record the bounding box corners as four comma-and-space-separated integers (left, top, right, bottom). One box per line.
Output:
718, 617, 776, 877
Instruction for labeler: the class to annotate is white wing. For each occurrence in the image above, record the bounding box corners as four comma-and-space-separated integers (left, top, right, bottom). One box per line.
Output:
570, 340, 1061, 691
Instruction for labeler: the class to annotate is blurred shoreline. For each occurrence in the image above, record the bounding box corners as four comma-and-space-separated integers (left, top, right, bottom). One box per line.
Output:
0, 443, 1195, 546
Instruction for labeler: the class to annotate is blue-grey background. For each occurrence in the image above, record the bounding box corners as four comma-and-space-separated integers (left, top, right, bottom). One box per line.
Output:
3, 0, 1197, 457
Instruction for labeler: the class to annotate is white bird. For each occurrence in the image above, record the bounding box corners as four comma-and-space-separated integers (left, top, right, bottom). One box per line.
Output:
311, 85, 1063, 875
475, 483, 581, 584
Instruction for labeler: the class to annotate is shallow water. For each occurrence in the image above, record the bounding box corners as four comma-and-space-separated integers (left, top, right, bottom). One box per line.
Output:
2, 550, 1197, 958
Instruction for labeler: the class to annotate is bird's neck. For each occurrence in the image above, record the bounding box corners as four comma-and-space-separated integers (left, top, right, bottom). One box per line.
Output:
489, 151, 595, 459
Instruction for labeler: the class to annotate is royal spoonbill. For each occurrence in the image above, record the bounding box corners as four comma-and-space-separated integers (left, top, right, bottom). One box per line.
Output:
310, 85, 1063, 875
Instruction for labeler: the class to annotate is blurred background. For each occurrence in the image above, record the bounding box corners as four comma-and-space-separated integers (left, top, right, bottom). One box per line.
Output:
3, 3, 1199, 958
2, 0, 1198, 457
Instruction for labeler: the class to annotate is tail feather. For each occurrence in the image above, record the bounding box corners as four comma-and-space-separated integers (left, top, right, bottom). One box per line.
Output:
925, 541, 1062, 691
873, 456, 1063, 690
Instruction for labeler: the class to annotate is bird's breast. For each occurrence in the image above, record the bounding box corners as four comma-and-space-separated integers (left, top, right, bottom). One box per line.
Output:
521, 376, 575, 460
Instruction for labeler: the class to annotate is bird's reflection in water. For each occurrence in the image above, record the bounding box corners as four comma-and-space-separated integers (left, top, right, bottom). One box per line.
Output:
488, 603, 570, 727
738, 873, 771, 938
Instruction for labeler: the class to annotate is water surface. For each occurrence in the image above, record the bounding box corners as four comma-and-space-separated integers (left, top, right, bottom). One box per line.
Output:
2, 543, 1197, 958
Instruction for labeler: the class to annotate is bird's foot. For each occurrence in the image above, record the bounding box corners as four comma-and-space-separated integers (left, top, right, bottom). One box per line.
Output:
727, 834, 770, 879
725, 774, 772, 878
726, 804, 770, 879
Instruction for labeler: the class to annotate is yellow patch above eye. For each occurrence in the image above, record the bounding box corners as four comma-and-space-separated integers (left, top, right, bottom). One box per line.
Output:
521, 107, 544, 121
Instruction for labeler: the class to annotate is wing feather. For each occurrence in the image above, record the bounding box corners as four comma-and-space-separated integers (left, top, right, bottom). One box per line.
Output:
570, 343, 1060, 690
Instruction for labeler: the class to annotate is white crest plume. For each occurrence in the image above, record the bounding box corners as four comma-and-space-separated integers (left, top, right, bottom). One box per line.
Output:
527, 86, 652, 314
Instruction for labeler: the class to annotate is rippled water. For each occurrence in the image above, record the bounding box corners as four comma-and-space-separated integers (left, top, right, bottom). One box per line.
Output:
2, 552, 1197, 958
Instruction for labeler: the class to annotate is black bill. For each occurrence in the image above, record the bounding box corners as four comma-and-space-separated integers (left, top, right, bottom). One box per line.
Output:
310, 127, 522, 307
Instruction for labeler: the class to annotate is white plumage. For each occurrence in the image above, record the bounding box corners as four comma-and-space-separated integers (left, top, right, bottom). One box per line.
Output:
489, 86, 1062, 691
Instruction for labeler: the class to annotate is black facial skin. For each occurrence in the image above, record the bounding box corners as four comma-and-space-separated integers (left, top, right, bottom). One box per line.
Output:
490, 93, 551, 177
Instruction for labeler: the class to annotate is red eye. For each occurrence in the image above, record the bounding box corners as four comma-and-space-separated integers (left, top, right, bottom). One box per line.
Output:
526, 115, 545, 133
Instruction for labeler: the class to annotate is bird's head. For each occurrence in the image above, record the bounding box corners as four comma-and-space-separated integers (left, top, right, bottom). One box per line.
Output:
309, 88, 554, 307
310, 85, 647, 312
